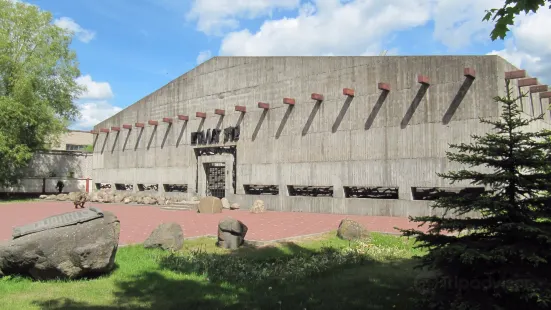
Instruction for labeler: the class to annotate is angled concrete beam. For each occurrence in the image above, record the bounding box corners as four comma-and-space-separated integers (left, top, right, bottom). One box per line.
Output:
540, 91, 551, 99
100, 128, 109, 133
464, 67, 476, 79
258, 102, 270, 109
530, 85, 548, 93
148, 120, 158, 126
342, 88, 355, 97
417, 75, 429, 85
162, 117, 173, 123
283, 97, 295, 105
505, 70, 526, 79
378, 83, 391, 91
177, 114, 189, 121
90, 130, 98, 134
111, 126, 120, 132
215, 109, 225, 116
196, 112, 206, 118
311, 93, 324, 101
235, 105, 246, 112
518, 78, 538, 87
135, 122, 144, 128
122, 124, 132, 130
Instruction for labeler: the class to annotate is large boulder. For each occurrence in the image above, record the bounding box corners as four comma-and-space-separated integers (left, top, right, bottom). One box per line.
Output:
143, 223, 184, 251
198, 197, 223, 214
336, 219, 369, 241
221, 198, 231, 209
250, 200, 265, 213
0, 207, 120, 280
217, 217, 248, 250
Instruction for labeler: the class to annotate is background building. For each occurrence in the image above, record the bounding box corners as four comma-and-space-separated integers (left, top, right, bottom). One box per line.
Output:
50, 130, 94, 152
91, 56, 551, 216
0, 130, 93, 195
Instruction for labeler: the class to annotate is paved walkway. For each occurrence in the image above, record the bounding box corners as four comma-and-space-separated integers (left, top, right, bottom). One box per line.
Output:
0, 202, 423, 245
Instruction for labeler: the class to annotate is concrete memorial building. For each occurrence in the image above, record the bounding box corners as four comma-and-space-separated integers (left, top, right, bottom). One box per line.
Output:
91, 56, 551, 217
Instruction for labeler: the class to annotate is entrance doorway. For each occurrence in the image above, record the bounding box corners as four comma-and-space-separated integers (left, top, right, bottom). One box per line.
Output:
204, 162, 225, 198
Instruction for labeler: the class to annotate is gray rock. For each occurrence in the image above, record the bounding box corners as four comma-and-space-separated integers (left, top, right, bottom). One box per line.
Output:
250, 200, 265, 213
114, 193, 127, 203
39, 195, 48, 199
143, 196, 157, 205
0, 208, 120, 280
336, 219, 369, 241
67, 192, 79, 201
230, 203, 240, 210
221, 198, 231, 209
198, 197, 223, 214
217, 217, 248, 250
56, 194, 69, 201
143, 223, 184, 251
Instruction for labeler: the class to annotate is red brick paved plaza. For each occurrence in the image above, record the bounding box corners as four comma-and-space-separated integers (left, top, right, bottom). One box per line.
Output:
0, 202, 423, 245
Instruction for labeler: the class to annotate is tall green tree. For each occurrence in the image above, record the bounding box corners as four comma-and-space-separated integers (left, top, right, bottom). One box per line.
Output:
401, 80, 551, 309
0, 0, 83, 186
484, 0, 551, 40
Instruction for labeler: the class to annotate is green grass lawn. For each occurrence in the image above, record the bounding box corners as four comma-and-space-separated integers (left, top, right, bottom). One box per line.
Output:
0, 232, 424, 310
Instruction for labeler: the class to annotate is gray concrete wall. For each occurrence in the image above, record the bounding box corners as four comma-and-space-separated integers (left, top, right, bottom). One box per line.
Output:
26, 151, 92, 178
92, 56, 550, 217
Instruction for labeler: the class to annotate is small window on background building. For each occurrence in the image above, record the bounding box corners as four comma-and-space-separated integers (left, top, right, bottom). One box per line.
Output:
66, 144, 86, 151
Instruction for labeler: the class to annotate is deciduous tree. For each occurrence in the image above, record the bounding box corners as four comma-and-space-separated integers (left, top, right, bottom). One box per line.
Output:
0, 0, 83, 186
484, 0, 551, 40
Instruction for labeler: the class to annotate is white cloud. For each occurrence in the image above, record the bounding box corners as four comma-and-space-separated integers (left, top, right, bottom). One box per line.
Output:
487, 10, 551, 84
431, 0, 502, 49
219, 0, 432, 56
196, 50, 212, 64
73, 101, 122, 130
75, 75, 114, 100
187, 0, 300, 35
53, 17, 96, 43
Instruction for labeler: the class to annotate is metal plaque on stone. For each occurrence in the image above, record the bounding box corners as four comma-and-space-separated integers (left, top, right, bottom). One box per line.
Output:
12, 207, 105, 239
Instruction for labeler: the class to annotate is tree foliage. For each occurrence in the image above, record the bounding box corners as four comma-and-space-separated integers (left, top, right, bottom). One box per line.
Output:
401, 80, 551, 309
0, 0, 83, 186
484, 0, 551, 40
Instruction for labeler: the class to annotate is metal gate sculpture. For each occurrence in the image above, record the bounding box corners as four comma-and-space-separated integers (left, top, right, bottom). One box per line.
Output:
205, 162, 225, 198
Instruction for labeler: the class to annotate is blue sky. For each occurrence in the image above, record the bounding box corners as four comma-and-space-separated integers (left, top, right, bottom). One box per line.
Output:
22, 0, 551, 129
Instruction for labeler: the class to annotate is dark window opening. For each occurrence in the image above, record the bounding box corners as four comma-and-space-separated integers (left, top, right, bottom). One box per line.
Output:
163, 184, 188, 192
115, 183, 133, 191
411, 186, 485, 200
288, 185, 333, 197
244, 184, 279, 195
66, 144, 87, 151
95, 183, 111, 190
138, 184, 159, 191
344, 186, 399, 199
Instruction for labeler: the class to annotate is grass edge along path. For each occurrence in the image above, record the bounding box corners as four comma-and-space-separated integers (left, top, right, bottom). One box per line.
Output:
0, 232, 425, 310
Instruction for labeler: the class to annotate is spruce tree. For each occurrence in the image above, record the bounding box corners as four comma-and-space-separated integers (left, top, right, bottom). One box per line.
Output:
401, 79, 551, 309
